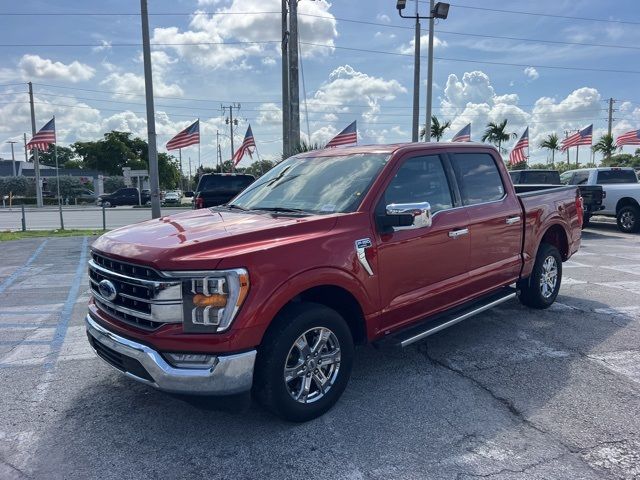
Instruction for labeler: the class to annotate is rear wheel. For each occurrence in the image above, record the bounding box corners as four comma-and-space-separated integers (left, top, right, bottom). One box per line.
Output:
253, 303, 354, 422
518, 243, 562, 309
616, 205, 640, 233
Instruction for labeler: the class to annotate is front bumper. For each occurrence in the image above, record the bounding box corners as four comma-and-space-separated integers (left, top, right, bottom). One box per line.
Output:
85, 315, 256, 395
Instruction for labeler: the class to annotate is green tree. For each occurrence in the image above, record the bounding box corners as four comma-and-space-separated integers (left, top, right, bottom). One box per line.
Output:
420, 116, 451, 142
592, 134, 618, 161
601, 153, 640, 168
37, 145, 78, 168
539, 133, 561, 167
244, 159, 275, 178
481, 120, 517, 154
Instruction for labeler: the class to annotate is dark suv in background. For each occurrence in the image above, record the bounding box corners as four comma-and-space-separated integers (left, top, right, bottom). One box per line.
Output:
98, 188, 150, 207
194, 173, 255, 209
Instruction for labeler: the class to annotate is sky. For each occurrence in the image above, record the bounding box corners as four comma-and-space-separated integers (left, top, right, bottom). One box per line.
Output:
1, 0, 639, 169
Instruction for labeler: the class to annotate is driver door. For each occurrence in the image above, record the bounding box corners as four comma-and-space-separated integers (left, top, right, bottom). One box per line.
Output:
375, 154, 471, 333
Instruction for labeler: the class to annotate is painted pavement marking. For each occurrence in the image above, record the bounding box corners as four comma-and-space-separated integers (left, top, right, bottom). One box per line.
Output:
0, 240, 48, 294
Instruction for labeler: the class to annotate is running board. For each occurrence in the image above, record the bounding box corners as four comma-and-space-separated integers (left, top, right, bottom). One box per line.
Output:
376, 287, 517, 348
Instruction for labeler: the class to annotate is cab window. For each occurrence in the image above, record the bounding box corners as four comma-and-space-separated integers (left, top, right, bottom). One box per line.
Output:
382, 155, 453, 213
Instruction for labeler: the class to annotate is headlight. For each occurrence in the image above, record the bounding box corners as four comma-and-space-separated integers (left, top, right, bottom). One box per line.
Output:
181, 269, 249, 333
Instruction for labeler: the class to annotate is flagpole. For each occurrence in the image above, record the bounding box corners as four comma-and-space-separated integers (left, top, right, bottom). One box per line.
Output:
576, 145, 579, 168
178, 148, 183, 192
188, 156, 192, 191
54, 137, 64, 230
198, 118, 201, 169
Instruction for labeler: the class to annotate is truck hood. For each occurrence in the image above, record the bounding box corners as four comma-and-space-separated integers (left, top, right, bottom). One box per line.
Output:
91, 208, 339, 271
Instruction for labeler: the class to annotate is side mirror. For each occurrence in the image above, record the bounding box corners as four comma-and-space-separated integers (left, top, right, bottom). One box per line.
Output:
378, 201, 432, 232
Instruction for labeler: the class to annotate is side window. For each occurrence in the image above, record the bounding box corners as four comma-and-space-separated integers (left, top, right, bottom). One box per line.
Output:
382, 155, 453, 213
597, 169, 637, 184
451, 153, 505, 205
571, 171, 590, 185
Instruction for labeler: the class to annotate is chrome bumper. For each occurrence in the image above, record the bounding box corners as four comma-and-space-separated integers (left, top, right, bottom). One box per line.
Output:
85, 315, 256, 395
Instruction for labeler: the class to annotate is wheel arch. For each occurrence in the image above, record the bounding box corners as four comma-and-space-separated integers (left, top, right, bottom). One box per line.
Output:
615, 197, 640, 214
255, 269, 372, 347
539, 223, 570, 261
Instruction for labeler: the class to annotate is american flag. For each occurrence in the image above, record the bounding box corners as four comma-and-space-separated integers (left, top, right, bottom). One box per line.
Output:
232, 125, 256, 166
451, 123, 471, 142
326, 121, 357, 148
615, 128, 640, 147
166, 120, 200, 150
26, 118, 56, 151
509, 127, 529, 165
561, 124, 592, 151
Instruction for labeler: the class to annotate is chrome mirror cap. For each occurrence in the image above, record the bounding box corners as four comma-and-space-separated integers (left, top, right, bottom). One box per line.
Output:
386, 201, 432, 230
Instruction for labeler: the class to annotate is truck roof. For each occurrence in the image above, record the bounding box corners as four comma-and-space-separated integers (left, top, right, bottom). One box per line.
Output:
294, 142, 497, 158
565, 166, 636, 172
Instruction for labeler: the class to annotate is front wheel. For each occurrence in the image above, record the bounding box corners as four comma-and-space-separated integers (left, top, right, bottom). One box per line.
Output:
253, 303, 354, 422
617, 205, 640, 233
517, 243, 562, 309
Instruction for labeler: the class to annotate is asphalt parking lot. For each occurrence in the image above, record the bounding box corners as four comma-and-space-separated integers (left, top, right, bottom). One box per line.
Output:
1, 222, 639, 480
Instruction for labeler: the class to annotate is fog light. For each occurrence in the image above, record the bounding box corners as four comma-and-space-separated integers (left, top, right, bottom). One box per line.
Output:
164, 352, 217, 369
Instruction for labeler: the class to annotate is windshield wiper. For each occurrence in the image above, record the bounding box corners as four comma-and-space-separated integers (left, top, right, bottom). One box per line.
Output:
224, 204, 249, 211
251, 207, 311, 215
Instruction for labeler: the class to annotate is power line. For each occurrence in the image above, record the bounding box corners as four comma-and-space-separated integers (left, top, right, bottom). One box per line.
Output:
443, 3, 640, 26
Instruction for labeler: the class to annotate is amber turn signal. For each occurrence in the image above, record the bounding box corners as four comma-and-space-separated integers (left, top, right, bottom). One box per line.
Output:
193, 293, 228, 308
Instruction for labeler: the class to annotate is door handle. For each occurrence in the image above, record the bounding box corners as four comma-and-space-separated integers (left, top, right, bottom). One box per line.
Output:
448, 228, 469, 238
506, 216, 521, 225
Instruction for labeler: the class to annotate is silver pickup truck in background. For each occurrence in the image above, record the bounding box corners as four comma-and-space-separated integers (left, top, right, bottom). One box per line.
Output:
561, 167, 640, 233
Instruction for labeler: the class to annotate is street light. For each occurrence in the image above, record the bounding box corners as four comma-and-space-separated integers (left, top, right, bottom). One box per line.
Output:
396, 1, 450, 142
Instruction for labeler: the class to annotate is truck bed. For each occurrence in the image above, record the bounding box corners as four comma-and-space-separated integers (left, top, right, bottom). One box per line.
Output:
516, 185, 582, 278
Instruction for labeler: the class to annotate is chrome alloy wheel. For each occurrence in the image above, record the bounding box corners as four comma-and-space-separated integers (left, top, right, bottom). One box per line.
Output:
283, 327, 341, 404
539, 255, 558, 299
620, 211, 635, 230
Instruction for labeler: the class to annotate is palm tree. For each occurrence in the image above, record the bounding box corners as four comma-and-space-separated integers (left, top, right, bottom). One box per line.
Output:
481, 120, 517, 154
592, 134, 618, 160
539, 133, 561, 167
420, 116, 451, 142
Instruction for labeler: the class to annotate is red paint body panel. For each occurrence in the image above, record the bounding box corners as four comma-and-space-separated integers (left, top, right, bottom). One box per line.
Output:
89, 142, 581, 353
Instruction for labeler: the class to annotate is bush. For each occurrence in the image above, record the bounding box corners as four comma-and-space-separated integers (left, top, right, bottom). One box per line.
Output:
0, 176, 30, 196
103, 176, 125, 193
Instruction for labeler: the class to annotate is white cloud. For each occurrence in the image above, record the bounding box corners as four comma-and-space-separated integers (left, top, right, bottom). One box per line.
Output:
100, 72, 184, 99
262, 57, 277, 66
152, 0, 337, 69
92, 40, 112, 53
524, 66, 539, 81
308, 65, 407, 123
256, 103, 282, 126
376, 13, 391, 23
398, 34, 447, 55
18, 55, 95, 83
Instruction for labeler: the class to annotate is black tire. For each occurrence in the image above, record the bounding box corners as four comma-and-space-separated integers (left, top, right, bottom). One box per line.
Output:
517, 243, 562, 309
616, 205, 640, 233
253, 302, 354, 422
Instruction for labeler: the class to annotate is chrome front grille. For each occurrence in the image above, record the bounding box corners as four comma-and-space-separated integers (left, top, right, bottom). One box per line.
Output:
89, 252, 182, 331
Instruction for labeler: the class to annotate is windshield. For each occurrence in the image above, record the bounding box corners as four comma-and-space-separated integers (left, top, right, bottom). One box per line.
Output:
198, 175, 254, 192
230, 153, 389, 214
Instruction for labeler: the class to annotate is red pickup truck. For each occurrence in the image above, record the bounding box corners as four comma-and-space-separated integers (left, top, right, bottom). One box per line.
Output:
86, 143, 582, 421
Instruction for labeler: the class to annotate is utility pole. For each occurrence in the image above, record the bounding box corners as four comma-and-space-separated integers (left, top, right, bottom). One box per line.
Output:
28, 82, 43, 208
564, 130, 570, 165
222, 104, 240, 170
188, 156, 192, 191
411, 1, 421, 142
216, 129, 220, 171
23, 133, 28, 162
7, 141, 17, 176
281, 0, 291, 159
424, 0, 435, 142
607, 98, 615, 137
140, 0, 161, 218
288, 0, 300, 151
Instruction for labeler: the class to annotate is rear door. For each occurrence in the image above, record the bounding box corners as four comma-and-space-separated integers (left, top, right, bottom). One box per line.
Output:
449, 151, 523, 292
375, 153, 471, 332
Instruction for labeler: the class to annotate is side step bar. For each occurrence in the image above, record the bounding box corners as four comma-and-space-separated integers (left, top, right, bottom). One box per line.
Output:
377, 287, 517, 348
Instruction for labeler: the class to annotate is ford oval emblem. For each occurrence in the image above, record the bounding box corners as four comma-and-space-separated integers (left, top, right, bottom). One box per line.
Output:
98, 279, 118, 301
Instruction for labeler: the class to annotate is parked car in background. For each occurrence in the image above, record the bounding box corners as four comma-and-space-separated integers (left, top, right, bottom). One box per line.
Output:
163, 191, 181, 206
561, 167, 640, 232
86, 143, 582, 421
510, 169, 604, 227
509, 169, 561, 185
97, 187, 150, 207
194, 173, 255, 209
74, 188, 98, 205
